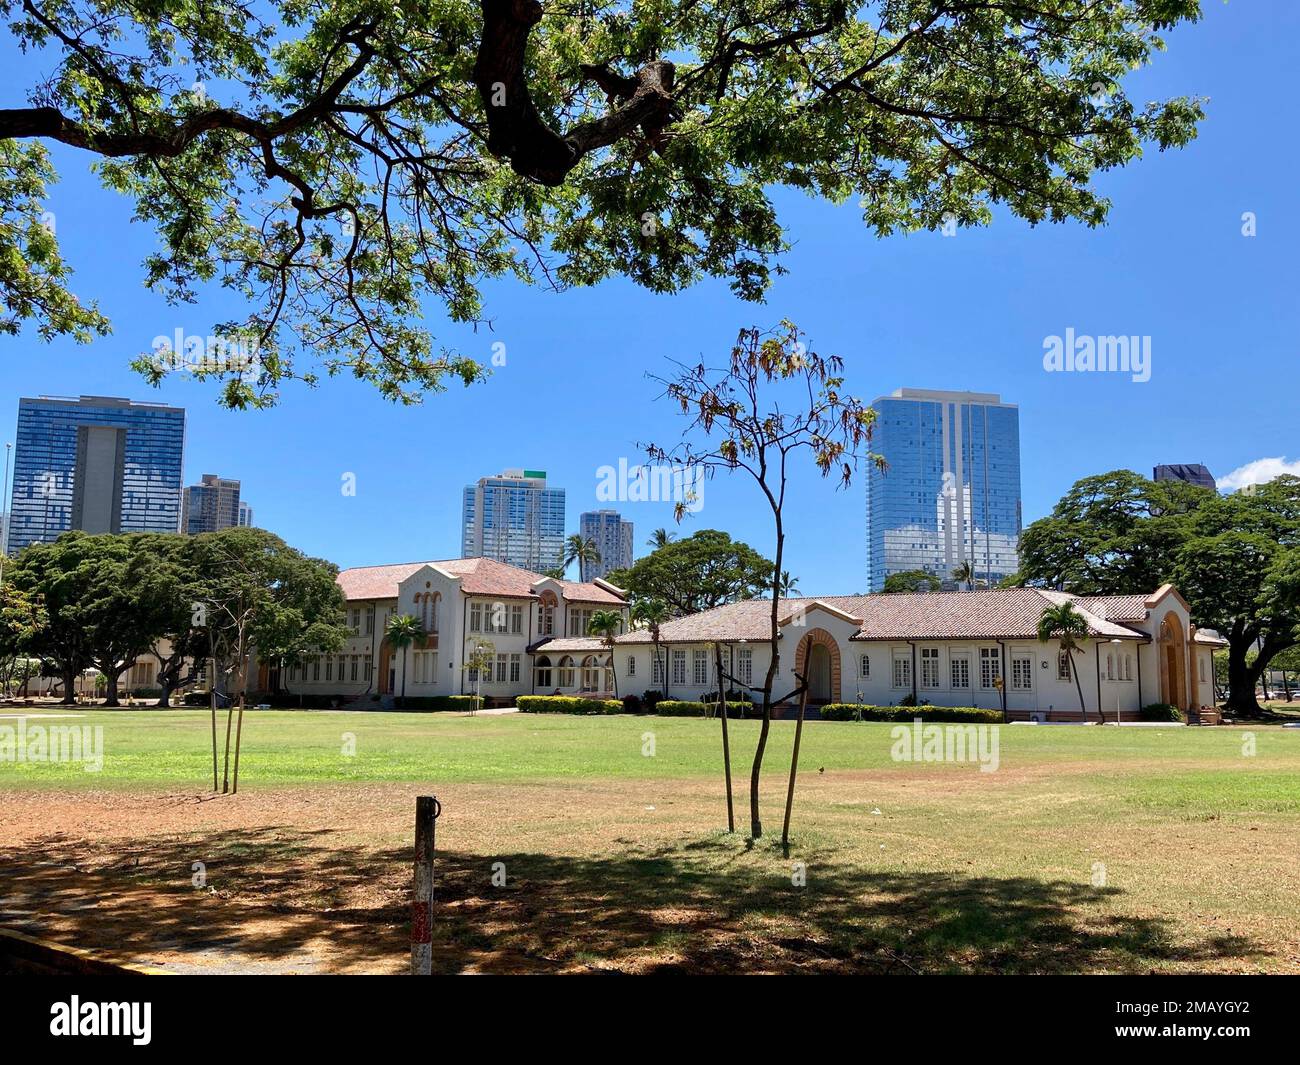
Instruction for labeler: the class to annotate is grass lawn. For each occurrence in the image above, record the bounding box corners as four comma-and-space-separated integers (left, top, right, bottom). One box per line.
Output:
2, 709, 1298, 974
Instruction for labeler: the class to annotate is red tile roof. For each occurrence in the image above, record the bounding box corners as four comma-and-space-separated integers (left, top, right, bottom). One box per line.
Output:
616, 588, 1152, 644
527, 637, 610, 654
335, 557, 626, 604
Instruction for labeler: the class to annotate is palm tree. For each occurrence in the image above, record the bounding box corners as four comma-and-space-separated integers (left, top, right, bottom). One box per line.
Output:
952, 560, 975, 590
384, 613, 427, 709
587, 609, 624, 697
631, 597, 669, 691
647, 528, 675, 551
563, 534, 601, 579
1037, 602, 1096, 722
777, 570, 800, 597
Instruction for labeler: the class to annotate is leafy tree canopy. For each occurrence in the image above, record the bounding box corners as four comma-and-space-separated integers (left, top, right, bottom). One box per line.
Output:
1, 0, 1203, 406
1019, 470, 1300, 716
883, 569, 941, 593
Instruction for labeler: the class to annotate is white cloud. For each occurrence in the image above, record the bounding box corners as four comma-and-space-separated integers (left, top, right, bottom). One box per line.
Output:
1217, 457, 1300, 492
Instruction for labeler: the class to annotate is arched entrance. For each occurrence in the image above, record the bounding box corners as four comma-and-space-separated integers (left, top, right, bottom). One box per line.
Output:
1158, 611, 1188, 710
794, 628, 841, 704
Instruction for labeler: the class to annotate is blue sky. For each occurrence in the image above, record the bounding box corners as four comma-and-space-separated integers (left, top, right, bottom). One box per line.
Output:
2, 2, 1297, 594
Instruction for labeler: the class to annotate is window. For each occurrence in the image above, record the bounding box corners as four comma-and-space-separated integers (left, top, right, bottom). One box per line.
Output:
1011, 656, 1033, 691
980, 647, 1001, 689
558, 656, 575, 687
510, 604, 523, 634
1106, 654, 1115, 681
1126, 654, 1134, 681
580, 655, 601, 691
365, 605, 375, 635
568, 608, 594, 637
859, 653, 870, 678
1199, 656, 1206, 683
627, 655, 636, 678
325, 657, 334, 682
892, 654, 911, 689
1057, 650, 1072, 680
350, 607, 361, 633
350, 655, 359, 682
738, 648, 753, 686
950, 655, 970, 689
470, 602, 482, 633
671, 649, 687, 686
539, 593, 556, 636
693, 649, 709, 686
363, 655, 372, 681
496, 654, 508, 683
509, 654, 521, 684
920, 648, 939, 689
652, 652, 663, 686
536, 655, 553, 688
485, 604, 505, 633
313, 656, 321, 682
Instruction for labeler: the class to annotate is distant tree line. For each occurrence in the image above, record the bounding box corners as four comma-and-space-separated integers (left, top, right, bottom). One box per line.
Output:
1011, 470, 1300, 718
0, 528, 348, 706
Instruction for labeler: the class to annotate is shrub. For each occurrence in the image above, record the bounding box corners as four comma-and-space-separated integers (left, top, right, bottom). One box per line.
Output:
516, 695, 621, 715
641, 689, 664, 712
819, 704, 1002, 724
394, 695, 481, 713
1140, 702, 1186, 723
622, 693, 644, 714
655, 702, 748, 723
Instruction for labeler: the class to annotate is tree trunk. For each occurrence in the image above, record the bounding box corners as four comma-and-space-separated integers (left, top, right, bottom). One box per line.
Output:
1225, 637, 1264, 718
61, 666, 77, 705
102, 667, 121, 708
1071, 649, 1087, 721
751, 518, 785, 839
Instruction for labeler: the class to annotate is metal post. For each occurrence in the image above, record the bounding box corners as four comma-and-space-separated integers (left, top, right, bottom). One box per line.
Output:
411, 795, 441, 975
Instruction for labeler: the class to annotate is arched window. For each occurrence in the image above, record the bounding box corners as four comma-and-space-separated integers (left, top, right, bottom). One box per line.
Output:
581, 655, 601, 692
538, 591, 558, 637
535, 655, 553, 688
558, 656, 575, 688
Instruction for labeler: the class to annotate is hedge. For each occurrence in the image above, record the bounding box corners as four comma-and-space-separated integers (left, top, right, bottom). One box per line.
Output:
1139, 702, 1186, 723
819, 704, 1003, 724
655, 699, 755, 717
516, 695, 621, 715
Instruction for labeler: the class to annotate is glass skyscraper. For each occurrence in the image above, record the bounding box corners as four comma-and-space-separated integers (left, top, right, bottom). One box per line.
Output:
865, 389, 1021, 592
462, 468, 566, 572
182, 473, 242, 534
7, 396, 186, 552
578, 509, 633, 581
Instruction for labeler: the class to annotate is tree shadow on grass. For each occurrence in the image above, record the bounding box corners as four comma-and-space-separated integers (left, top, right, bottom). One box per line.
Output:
0, 829, 1265, 974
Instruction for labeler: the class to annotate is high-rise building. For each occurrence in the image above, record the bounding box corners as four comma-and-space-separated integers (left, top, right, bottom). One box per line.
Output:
238, 500, 254, 527
1153, 463, 1216, 492
7, 396, 186, 552
182, 473, 242, 534
865, 388, 1021, 592
579, 509, 633, 581
462, 468, 565, 572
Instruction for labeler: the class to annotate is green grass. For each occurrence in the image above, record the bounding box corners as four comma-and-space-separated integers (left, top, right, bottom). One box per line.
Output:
4, 709, 1299, 973
4, 708, 1299, 794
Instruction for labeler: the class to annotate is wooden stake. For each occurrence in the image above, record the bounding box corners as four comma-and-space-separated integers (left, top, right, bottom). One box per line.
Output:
411, 795, 438, 975
781, 678, 809, 853
715, 643, 734, 833
231, 703, 245, 794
